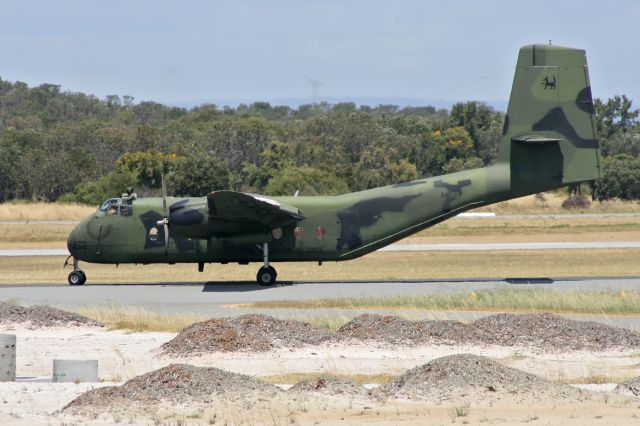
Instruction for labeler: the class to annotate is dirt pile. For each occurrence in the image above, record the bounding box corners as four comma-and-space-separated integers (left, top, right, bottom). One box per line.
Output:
162, 314, 336, 354
63, 364, 282, 415
337, 314, 467, 345
615, 376, 640, 397
375, 354, 587, 404
337, 313, 640, 351
0, 302, 103, 328
470, 313, 640, 351
289, 376, 367, 396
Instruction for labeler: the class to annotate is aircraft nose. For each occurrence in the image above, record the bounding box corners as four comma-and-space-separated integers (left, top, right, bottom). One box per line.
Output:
67, 223, 88, 257
67, 226, 78, 256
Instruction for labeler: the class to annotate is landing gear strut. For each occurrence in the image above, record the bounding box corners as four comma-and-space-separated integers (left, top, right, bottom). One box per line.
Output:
256, 242, 277, 286
64, 256, 87, 286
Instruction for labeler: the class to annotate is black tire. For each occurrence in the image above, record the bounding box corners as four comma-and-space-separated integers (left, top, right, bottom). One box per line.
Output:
256, 266, 277, 286
68, 270, 86, 286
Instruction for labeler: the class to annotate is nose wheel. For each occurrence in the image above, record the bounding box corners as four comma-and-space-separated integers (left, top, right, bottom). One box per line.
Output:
64, 256, 87, 286
256, 242, 277, 286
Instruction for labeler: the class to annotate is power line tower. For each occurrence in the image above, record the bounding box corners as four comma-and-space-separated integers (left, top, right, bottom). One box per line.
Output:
305, 76, 325, 99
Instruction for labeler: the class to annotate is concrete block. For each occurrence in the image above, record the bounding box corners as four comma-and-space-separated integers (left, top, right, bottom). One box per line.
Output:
52, 359, 98, 383
0, 334, 16, 381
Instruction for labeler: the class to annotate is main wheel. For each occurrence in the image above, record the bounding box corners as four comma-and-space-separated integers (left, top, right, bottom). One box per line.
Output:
68, 270, 86, 286
256, 266, 277, 286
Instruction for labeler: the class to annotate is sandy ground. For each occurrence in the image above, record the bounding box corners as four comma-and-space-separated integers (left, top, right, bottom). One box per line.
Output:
1, 324, 640, 425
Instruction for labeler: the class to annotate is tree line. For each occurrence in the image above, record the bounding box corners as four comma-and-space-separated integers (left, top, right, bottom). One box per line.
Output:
0, 77, 637, 205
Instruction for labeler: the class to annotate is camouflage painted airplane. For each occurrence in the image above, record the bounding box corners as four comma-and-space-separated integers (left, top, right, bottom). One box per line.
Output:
66, 44, 601, 286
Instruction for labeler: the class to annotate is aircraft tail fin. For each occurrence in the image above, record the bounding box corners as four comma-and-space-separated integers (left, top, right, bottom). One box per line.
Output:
498, 44, 601, 195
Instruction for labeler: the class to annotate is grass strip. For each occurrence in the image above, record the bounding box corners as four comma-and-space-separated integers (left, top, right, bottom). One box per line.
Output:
5, 216, 640, 246
247, 288, 640, 316
262, 372, 395, 385
3, 249, 640, 284
72, 304, 209, 333
70, 305, 352, 333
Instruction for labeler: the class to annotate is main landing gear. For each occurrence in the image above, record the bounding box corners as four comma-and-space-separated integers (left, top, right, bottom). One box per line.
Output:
256, 242, 277, 286
64, 256, 87, 286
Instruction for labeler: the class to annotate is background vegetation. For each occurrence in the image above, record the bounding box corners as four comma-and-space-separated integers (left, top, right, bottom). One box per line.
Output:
0, 77, 637, 204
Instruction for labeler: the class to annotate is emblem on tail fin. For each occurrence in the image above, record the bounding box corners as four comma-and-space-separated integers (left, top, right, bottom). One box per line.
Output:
541, 76, 557, 90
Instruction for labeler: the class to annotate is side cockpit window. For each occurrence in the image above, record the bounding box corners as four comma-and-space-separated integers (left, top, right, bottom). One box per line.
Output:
99, 198, 120, 213
99, 198, 133, 216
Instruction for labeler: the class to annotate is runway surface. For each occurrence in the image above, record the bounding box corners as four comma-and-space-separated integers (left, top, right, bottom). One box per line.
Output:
4, 240, 640, 257
2, 277, 640, 330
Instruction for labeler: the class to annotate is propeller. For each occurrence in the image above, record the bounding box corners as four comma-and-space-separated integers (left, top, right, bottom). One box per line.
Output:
156, 176, 170, 255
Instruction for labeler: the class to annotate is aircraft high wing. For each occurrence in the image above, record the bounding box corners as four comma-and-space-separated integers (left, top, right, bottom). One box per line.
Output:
207, 191, 304, 229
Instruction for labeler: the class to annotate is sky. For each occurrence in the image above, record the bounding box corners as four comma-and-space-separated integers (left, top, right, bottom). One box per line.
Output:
1, 0, 638, 109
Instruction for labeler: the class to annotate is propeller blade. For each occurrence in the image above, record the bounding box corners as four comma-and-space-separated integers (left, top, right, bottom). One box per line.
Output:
161, 175, 168, 217
163, 222, 169, 255
160, 175, 169, 257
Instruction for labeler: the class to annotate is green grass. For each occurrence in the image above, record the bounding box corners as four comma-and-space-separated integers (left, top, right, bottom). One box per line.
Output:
246, 288, 640, 316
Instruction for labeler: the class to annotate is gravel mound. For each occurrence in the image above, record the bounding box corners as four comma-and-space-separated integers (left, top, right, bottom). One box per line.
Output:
338, 313, 640, 351
289, 376, 367, 396
471, 313, 640, 351
0, 302, 103, 328
615, 376, 640, 397
375, 354, 587, 404
63, 364, 281, 414
162, 314, 336, 354
337, 314, 467, 345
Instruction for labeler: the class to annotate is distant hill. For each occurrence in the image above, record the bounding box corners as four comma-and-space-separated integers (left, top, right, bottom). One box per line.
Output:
169, 96, 508, 112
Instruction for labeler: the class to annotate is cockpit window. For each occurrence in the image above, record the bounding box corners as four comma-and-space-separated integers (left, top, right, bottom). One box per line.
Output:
99, 198, 121, 212
98, 198, 133, 216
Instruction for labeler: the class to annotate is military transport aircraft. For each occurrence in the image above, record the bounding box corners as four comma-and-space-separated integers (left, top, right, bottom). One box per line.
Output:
66, 44, 601, 286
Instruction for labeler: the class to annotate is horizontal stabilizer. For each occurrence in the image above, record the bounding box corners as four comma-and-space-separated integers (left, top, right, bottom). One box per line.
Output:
511, 135, 563, 144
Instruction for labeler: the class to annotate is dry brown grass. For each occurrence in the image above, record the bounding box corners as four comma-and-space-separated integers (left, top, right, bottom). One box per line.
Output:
0, 224, 75, 244
71, 304, 208, 332
262, 372, 395, 385
1, 249, 640, 285
474, 192, 640, 214
1, 193, 639, 223
406, 215, 640, 244
0, 201, 94, 221
3, 215, 640, 249
558, 375, 636, 385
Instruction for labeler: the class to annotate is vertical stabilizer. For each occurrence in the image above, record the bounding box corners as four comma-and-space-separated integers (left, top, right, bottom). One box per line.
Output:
499, 44, 600, 195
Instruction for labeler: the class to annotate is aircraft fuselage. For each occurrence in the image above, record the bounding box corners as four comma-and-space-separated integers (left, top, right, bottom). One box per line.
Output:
68, 164, 516, 266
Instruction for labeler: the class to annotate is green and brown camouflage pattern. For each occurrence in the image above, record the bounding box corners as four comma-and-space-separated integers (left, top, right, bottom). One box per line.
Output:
67, 44, 601, 268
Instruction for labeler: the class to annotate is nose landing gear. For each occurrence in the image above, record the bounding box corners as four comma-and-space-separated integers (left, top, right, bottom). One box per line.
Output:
256, 242, 277, 286
64, 256, 87, 286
